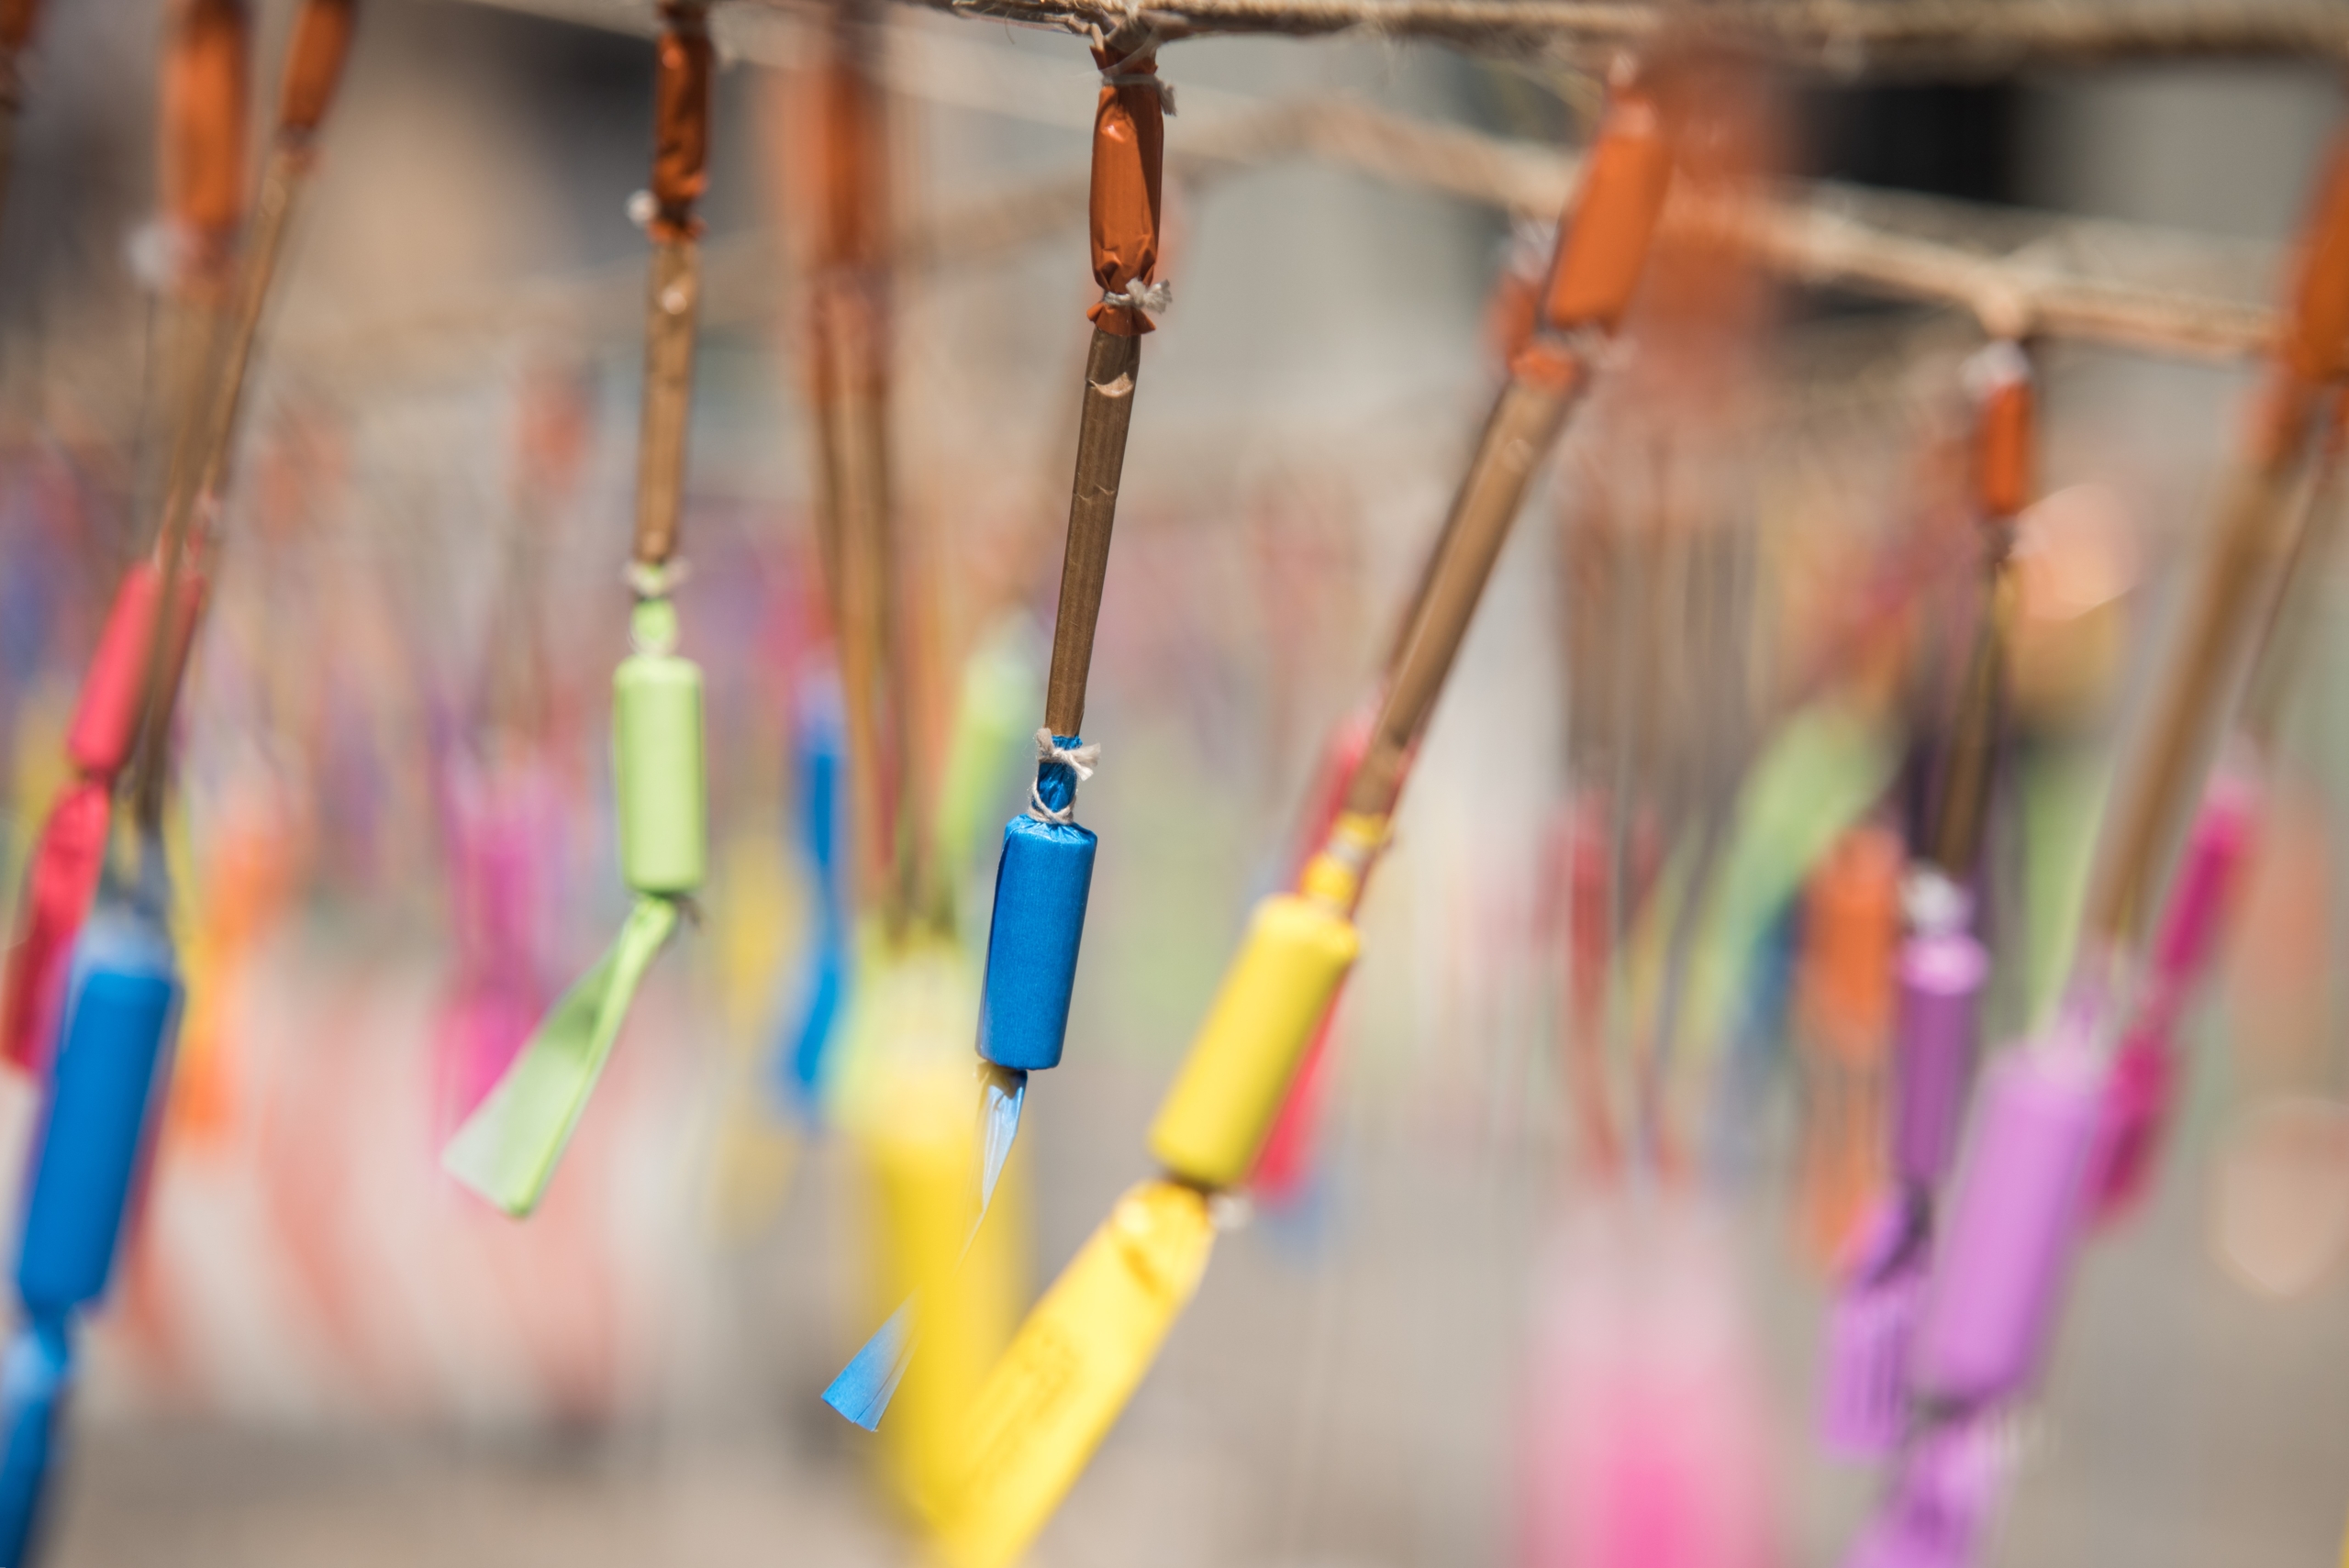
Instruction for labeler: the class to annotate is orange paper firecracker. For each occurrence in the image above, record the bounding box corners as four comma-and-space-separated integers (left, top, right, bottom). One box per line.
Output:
649, 1, 712, 241
160, 0, 250, 295
276, 0, 357, 144
1083, 39, 1166, 337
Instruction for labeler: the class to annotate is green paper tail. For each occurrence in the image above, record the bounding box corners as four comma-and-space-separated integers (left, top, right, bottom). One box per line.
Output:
443, 896, 681, 1216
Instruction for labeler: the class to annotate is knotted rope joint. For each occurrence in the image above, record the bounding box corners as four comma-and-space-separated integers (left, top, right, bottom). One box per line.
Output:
1027, 728, 1100, 824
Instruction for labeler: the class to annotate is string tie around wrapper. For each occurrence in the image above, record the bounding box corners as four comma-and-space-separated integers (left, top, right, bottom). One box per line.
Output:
1099, 278, 1171, 316
1097, 38, 1174, 112
1026, 728, 1099, 824
624, 557, 688, 604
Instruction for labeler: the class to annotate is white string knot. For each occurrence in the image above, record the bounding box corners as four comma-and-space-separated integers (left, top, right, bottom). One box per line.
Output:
1101, 278, 1173, 316
1327, 826, 1381, 877
1026, 728, 1100, 825
623, 558, 689, 601
1963, 337, 2031, 400
1101, 62, 1175, 113
1097, 29, 1175, 112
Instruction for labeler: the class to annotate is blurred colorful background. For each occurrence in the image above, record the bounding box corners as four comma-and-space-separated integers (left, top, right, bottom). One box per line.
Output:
4, 2, 2349, 1563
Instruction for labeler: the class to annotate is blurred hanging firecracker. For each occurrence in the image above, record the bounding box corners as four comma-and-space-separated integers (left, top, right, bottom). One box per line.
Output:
1520, 1207, 1778, 1568
1844, 112, 2349, 1568
1794, 822, 1903, 1268
791, 1, 908, 941
1251, 222, 1560, 1211
111, 0, 362, 1383
443, 0, 711, 1218
429, 368, 597, 1139
0, 0, 362, 1551
2163, 418, 2349, 1283
0, 0, 266, 1084
778, 673, 851, 1113
1819, 340, 2033, 1459
923, 66, 1676, 1568
824, 21, 1171, 1428
760, 6, 902, 1112
0, 568, 179, 1078
2091, 400, 2349, 1226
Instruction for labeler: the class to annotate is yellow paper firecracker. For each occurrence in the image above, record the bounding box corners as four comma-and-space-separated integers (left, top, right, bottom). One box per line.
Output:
934, 1180, 1214, 1568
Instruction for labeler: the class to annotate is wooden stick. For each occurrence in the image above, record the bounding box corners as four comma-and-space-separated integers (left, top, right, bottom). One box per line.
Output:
123, 148, 311, 834
2080, 436, 2303, 947
2241, 397, 2349, 747
812, 277, 907, 918
1042, 325, 1141, 737
2080, 137, 2349, 941
1926, 564, 2011, 877
1924, 355, 2030, 877
633, 0, 710, 571
121, 0, 360, 832
1341, 368, 1578, 821
189, 144, 304, 511
120, 0, 252, 837
633, 232, 700, 568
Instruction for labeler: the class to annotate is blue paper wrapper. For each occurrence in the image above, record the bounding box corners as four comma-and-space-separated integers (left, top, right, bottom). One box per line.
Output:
976, 767, 1096, 1073
17, 904, 181, 1316
0, 1319, 70, 1568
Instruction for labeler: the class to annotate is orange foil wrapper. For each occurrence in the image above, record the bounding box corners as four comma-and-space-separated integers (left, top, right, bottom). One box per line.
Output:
161, 0, 251, 244
277, 0, 356, 139
1542, 85, 1673, 336
650, 6, 712, 240
2286, 131, 2349, 385
1976, 372, 2034, 519
784, 30, 888, 275
1085, 43, 1164, 337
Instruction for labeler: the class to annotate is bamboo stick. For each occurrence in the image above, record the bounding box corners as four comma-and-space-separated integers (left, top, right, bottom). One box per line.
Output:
123, 0, 251, 837
1341, 370, 1577, 821
2072, 117, 2349, 951
1926, 347, 2032, 878
792, 2, 911, 922
2240, 395, 2349, 747
1042, 325, 1141, 737
125, 0, 360, 834
634, 233, 700, 569
2080, 449, 2303, 945
1036, 28, 1166, 740
632, 0, 710, 573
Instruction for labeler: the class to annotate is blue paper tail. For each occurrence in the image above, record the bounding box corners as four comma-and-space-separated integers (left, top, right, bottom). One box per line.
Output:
0, 1319, 72, 1568
818, 1067, 1030, 1431
775, 674, 852, 1122
821, 1298, 916, 1431
780, 931, 848, 1124
979, 1065, 1026, 1209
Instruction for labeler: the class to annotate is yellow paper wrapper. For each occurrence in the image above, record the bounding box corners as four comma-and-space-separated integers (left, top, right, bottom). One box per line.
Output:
1147, 895, 1359, 1189
933, 1179, 1214, 1568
